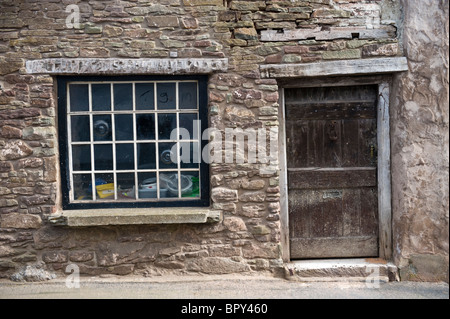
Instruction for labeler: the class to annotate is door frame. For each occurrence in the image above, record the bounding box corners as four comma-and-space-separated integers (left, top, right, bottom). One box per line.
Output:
278, 75, 393, 262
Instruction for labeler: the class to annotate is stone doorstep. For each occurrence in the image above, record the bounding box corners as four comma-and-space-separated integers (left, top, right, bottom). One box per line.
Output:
48, 208, 222, 227
284, 258, 399, 283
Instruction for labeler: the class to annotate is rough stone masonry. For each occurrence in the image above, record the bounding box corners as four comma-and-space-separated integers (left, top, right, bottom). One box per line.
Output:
0, 0, 448, 281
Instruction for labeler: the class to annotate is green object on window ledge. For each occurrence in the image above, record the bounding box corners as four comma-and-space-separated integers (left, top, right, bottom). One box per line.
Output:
182, 176, 199, 198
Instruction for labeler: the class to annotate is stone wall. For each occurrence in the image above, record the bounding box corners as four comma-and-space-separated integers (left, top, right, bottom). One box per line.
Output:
391, 0, 449, 282
0, 0, 444, 280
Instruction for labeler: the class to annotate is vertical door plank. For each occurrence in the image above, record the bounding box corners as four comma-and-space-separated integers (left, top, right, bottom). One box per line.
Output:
288, 120, 308, 168
323, 120, 342, 167
358, 119, 377, 167
289, 190, 310, 239
343, 188, 361, 236
342, 119, 359, 167
360, 187, 379, 236
310, 190, 324, 238
322, 190, 343, 237
308, 120, 324, 167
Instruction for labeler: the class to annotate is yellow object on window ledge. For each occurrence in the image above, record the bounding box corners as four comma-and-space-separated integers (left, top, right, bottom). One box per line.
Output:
96, 183, 114, 199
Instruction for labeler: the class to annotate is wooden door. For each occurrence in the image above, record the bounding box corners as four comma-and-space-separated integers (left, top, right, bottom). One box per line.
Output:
285, 85, 379, 259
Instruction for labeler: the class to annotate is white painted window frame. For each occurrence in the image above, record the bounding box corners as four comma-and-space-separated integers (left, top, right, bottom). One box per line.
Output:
66, 80, 202, 204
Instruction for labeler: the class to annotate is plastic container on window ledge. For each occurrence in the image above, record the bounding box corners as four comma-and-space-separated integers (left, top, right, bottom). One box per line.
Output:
160, 173, 196, 197
88, 178, 114, 199
96, 183, 114, 199
138, 178, 168, 198
184, 176, 199, 198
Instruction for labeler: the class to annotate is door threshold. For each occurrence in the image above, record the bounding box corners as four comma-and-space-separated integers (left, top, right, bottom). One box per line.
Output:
284, 258, 399, 282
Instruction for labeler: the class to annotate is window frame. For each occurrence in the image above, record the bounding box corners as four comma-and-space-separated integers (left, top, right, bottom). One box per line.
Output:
57, 75, 210, 210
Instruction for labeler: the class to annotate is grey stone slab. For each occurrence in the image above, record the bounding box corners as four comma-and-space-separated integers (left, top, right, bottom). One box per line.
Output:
25, 58, 228, 75
48, 208, 222, 226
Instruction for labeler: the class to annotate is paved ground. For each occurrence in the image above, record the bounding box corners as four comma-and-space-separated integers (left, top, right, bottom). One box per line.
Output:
0, 275, 448, 300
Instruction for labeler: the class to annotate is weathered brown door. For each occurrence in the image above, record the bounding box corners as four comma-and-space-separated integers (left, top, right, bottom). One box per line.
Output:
285, 85, 379, 259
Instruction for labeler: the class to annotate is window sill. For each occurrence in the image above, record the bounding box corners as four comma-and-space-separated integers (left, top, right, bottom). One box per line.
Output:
48, 208, 222, 227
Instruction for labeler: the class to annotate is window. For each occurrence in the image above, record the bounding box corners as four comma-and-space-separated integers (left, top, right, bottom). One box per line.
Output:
57, 76, 209, 210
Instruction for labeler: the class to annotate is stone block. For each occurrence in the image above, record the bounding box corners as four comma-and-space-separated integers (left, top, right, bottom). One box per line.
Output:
80, 47, 110, 58
0, 108, 41, 120
223, 216, 247, 231
0, 125, 22, 139
312, 9, 351, 18
251, 225, 271, 235
224, 105, 257, 126
69, 251, 95, 262
234, 28, 258, 41
183, 0, 224, 6
231, 1, 266, 11
0, 213, 42, 229
400, 254, 449, 282
0, 140, 33, 160
211, 187, 238, 202
21, 195, 52, 206
42, 251, 68, 263
362, 43, 399, 57
161, 39, 186, 48
241, 179, 265, 190
84, 24, 103, 34
22, 126, 56, 140
146, 16, 179, 28
10, 263, 56, 282
0, 58, 24, 76
186, 257, 250, 274
322, 49, 361, 60
240, 191, 266, 202
232, 88, 262, 100
130, 40, 156, 49
180, 18, 198, 29
103, 25, 123, 37
242, 243, 280, 259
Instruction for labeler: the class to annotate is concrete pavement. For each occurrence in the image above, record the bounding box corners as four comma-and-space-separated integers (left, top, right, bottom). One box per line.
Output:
0, 275, 448, 299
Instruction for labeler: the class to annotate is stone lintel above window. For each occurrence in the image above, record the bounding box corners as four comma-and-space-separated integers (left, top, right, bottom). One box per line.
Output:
49, 208, 222, 227
25, 58, 228, 75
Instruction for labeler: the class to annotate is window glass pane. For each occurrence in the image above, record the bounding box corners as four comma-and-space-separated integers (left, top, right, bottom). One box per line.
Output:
179, 82, 198, 109
180, 142, 200, 169
137, 172, 157, 199
136, 114, 155, 140
158, 142, 177, 169
72, 145, 91, 171
115, 114, 133, 141
157, 83, 176, 110
181, 171, 200, 198
69, 84, 89, 112
92, 84, 111, 111
117, 173, 135, 200
94, 144, 113, 170
73, 174, 92, 200
179, 113, 199, 140
65, 78, 205, 206
94, 173, 114, 200
71, 115, 90, 142
159, 172, 179, 198
114, 83, 133, 111
135, 83, 155, 110
116, 143, 134, 170
158, 113, 176, 140
93, 115, 112, 141
137, 143, 156, 169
